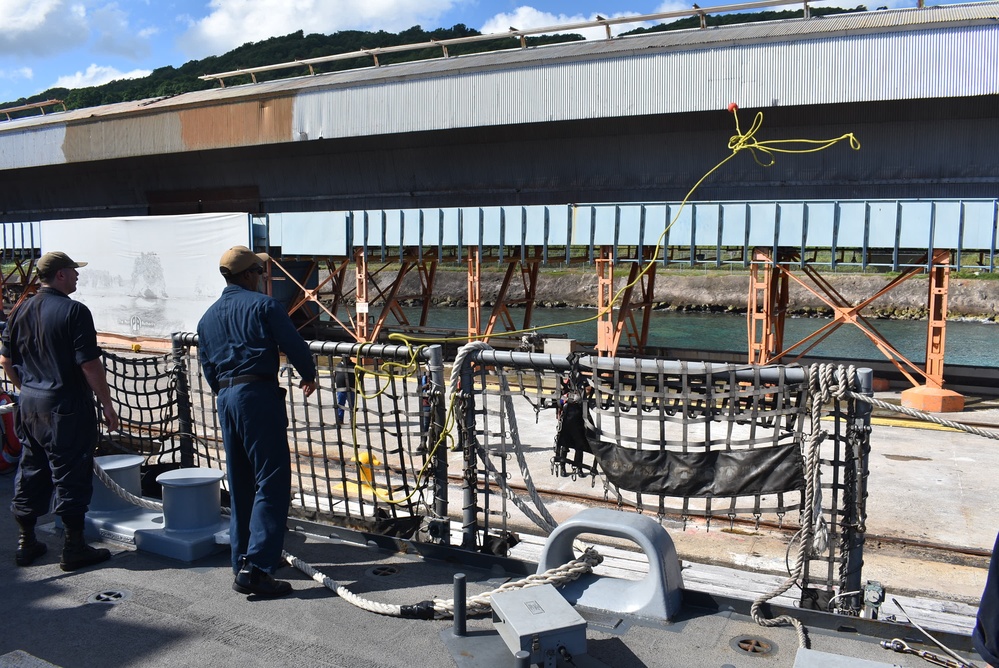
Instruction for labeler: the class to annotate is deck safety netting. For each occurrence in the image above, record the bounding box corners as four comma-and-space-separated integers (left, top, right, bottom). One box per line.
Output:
0, 338, 867, 604
459, 352, 868, 604
176, 340, 435, 537
98, 351, 181, 462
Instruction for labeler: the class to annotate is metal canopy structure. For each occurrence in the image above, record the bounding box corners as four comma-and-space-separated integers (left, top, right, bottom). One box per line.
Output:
251, 198, 999, 397
3, 197, 995, 399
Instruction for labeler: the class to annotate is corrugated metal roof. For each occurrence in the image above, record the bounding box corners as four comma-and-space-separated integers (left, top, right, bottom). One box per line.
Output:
1, 1, 998, 169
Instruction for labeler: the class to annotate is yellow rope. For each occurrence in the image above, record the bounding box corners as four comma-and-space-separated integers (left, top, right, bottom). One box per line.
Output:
345, 104, 861, 505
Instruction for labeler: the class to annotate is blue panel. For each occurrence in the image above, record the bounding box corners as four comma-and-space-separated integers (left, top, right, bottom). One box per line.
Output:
420, 209, 440, 246
898, 201, 933, 248
642, 205, 669, 246
776, 202, 804, 247
502, 206, 524, 245
570, 206, 594, 246
804, 203, 835, 248
401, 209, 423, 246
279, 211, 350, 255
0, 222, 39, 250
693, 204, 721, 247
961, 200, 997, 250
932, 201, 963, 249
616, 205, 643, 245
383, 210, 403, 248
522, 206, 548, 245
867, 201, 899, 248
352, 210, 372, 248
720, 203, 747, 246
546, 206, 570, 246
666, 203, 693, 247
479, 208, 503, 245
439, 208, 461, 245
592, 206, 617, 245
837, 202, 868, 248
459, 208, 483, 245
747, 203, 777, 247
265, 213, 283, 247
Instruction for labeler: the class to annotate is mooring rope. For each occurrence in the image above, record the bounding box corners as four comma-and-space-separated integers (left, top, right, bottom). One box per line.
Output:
90, 456, 599, 620
750, 363, 862, 648
851, 393, 999, 440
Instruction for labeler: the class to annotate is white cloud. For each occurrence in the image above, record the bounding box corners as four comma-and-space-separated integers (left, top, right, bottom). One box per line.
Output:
178, 0, 457, 59
0, 67, 34, 81
53, 64, 152, 89
0, 0, 89, 56
92, 3, 152, 59
479, 7, 652, 40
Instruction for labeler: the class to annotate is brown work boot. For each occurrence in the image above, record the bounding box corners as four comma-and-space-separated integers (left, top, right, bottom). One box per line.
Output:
60, 529, 110, 572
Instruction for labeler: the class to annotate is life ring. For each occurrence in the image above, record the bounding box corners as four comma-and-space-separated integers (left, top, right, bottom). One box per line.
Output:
0, 393, 21, 474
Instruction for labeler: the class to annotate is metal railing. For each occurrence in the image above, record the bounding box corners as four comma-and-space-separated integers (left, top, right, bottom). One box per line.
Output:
0, 336, 871, 609
199, 0, 841, 87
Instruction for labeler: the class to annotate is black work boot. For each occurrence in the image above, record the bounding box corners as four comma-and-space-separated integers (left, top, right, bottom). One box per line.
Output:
14, 516, 47, 567
233, 560, 292, 598
60, 526, 111, 572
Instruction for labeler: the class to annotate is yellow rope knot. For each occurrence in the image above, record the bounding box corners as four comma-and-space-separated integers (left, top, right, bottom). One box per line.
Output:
727, 103, 861, 167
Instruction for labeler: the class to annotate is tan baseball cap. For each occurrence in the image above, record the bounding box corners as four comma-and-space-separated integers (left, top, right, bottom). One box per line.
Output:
37, 251, 87, 278
219, 245, 269, 275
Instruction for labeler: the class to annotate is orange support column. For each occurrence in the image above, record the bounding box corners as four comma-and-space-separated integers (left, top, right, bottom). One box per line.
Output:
901, 250, 964, 412
467, 247, 481, 340
747, 248, 788, 365
596, 246, 614, 357
354, 248, 371, 343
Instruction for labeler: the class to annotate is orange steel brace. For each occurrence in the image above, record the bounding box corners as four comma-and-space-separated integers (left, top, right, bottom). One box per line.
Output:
610, 258, 657, 355
747, 249, 789, 364
363, 254, 438, 343
1, 254, 38, 313
483, 249, 542, 341
467, 247, 482, 340
924, 249, 951, 389
275, 257, 354, 334
748, 248, 946, 389
595, 246, 614, 357
355, 248, 370, 342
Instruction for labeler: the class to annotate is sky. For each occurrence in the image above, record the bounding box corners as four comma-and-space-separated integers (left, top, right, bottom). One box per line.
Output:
0, 0, 917, 104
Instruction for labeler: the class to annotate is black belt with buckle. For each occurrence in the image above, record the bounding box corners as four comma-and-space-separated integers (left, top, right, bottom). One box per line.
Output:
217, 374, 274, 389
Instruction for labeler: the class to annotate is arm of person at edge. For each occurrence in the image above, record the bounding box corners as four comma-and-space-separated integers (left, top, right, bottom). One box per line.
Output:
974, 532, 999, 668
81, 358, 120, 432
266, 299, 317, 398
0, 355, 21, 390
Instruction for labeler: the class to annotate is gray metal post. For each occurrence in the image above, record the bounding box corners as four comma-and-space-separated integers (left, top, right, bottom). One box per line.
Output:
846, 367, 874, 606
427, 344, 449, 544
452, 573, 466, 637
172, 333, 195, 469
514, 650, 531, 668
459, 352, 479, 550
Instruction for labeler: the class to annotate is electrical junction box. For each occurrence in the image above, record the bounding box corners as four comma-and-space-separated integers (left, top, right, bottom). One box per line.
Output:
491, 584, 587, 667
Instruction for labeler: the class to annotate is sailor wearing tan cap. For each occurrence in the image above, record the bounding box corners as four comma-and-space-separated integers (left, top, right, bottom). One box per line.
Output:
197, 245, 317, 597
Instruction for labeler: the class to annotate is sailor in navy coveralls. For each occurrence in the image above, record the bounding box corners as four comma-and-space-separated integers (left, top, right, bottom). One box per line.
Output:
197, 246, 317, 598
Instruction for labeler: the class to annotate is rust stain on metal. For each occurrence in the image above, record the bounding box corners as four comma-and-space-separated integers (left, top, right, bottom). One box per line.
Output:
179, 98, 293, 149
63, 113, 184, 163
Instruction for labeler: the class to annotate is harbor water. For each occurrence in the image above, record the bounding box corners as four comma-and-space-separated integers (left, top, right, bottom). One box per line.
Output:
409, 307, 999, 367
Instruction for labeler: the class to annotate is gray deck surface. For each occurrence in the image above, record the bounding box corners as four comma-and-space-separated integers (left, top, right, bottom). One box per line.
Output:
2, 389, 995, 668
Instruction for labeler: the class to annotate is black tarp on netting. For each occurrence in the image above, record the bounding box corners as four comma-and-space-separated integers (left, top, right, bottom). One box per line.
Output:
553, 358, 807, 506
